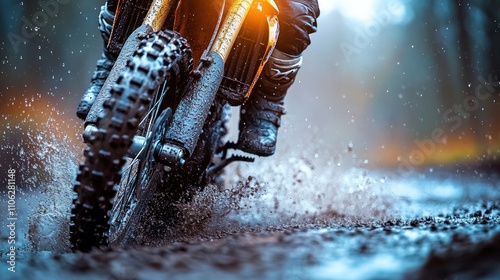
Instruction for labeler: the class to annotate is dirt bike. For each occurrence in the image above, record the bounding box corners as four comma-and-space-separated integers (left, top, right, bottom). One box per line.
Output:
70, 0, 280, 252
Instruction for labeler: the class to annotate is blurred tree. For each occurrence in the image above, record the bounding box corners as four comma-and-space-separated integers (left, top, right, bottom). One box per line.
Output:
481, 0, 500, 81
456, 0, 475, 93
426, 0, 457, 109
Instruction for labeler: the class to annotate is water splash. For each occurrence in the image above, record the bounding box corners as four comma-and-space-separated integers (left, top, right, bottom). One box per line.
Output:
3, 100, 499, 254
0, 98, 82, 255
155, 140, 404, 245
168, 139, 500, 243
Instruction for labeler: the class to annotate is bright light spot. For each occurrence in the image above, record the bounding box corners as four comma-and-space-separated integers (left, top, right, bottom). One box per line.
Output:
319, 0, 379, 21
318, 0, 336, 15
319, 0, 409, 24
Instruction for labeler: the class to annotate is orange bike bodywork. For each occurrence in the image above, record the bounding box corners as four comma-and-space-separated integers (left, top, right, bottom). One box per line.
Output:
141, 0, 280, 104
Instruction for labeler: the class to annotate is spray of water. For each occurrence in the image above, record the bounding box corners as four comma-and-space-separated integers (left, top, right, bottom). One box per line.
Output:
6, 101, 498, 254
0, 98, 82, 255
26, 117, 81, 254
153, 138, 411, 246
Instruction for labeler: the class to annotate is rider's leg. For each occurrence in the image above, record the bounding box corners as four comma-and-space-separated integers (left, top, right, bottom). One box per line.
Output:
238, 0, 320, 156
76, 2, 116, 120
76, 0, 156, 120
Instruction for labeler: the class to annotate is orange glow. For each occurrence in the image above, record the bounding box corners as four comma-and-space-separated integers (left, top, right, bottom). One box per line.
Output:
368, 133, 500, 168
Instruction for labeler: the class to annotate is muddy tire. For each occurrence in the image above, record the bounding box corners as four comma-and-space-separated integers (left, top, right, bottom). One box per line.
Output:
70, 30, 192, 252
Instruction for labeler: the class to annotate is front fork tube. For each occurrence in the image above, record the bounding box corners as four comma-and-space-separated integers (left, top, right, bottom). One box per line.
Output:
163, 52, 224, 159
163, 0, 256, 163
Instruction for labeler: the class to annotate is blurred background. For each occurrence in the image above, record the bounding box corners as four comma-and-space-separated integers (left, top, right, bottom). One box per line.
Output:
1, 0, 500, 180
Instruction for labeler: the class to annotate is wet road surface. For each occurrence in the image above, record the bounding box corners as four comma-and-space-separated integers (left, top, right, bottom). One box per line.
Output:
2, 149, 500, 279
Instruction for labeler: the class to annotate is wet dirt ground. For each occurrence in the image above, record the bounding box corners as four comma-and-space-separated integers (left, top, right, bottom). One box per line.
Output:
2, 151, 500, 280
17, 210, 500, 280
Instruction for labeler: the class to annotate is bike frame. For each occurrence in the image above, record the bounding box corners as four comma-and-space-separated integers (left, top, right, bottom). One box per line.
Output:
144, 0, 278, 62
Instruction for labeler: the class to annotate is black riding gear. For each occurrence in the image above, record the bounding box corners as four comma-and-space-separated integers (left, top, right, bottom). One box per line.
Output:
237, 0, 319, 156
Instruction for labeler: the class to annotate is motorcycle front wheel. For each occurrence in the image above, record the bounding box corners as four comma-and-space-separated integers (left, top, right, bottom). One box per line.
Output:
70, 29, 192, 252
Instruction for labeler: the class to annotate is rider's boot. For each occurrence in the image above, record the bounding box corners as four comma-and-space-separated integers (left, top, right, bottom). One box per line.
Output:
76, 3, 116, 120
238, 49, 303, 156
